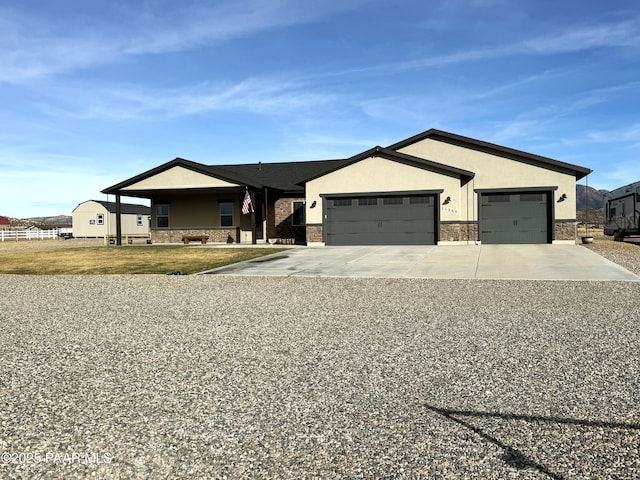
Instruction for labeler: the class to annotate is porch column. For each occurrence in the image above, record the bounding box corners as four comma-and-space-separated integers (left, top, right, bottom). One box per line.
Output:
252, 196, 257, 244
263, 187, 269, 243
115, 194, 122, 246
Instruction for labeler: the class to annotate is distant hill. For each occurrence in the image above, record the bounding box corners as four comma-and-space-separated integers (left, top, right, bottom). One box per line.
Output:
576, 185, 608, 211
26, 215, 72, 226
5, 215, 72, 228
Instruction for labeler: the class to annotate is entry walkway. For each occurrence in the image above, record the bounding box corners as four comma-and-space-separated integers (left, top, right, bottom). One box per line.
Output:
203, 244, 639, 281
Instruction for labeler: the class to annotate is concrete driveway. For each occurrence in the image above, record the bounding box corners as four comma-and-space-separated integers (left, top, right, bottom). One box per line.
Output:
204, 244, 639, 281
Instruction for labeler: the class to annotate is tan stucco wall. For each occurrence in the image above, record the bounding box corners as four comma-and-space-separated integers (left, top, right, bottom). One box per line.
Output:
123, 166, 239, 191
305, 156, 462, 224
397, 138, 577, 220
72, 201, 150, 237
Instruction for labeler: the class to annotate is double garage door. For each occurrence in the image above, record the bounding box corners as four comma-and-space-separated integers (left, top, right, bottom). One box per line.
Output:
325, 194, 436, 245
324, 190, 551, 245
480, 191, 551, 244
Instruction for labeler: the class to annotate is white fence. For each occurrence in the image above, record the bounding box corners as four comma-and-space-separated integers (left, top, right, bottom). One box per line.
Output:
0, 228, 64, 242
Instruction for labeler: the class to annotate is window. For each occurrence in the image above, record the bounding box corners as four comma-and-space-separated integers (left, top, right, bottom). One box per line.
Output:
157, 204, 169, 228
520, 193, 543, 202
410, 196, 432, 205
358, 198, 377, 206
220, 202, 233, 226
136, 215, 143, 227
383, 197, 403, 205
292, 201, 305, 226
96, 214, 104, 225
333, 199, 352, 207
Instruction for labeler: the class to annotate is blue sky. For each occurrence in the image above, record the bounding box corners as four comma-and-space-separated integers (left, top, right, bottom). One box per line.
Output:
1, 0, 639, 218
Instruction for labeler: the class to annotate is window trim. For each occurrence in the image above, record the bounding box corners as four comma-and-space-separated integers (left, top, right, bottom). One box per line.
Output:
96, 213, 104, 225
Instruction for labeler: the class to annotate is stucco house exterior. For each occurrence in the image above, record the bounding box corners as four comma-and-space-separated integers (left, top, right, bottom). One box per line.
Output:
102, 129, 591, 246
72, 200, 150, 238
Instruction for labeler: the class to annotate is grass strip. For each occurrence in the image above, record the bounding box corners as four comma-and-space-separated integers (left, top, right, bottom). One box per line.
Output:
0, 246, 288, 274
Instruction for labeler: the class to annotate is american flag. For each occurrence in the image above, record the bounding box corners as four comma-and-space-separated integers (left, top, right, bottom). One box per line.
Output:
242, 189, 253, 214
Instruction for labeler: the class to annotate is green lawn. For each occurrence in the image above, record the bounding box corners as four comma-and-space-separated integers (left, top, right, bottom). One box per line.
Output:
0, 246, 288, 274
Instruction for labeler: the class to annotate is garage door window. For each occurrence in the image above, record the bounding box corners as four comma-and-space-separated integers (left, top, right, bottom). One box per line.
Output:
358, 198, 377, 206
410, 196, 432, 205
333, 199, 352, 207
383, 197, 403, 205
520, 193, 543, 202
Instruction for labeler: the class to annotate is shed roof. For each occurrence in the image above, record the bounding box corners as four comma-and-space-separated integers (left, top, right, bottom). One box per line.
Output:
76, 200, 150, 215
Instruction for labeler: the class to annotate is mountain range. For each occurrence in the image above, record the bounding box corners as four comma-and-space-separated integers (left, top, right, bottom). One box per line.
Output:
576, 185, 608, 211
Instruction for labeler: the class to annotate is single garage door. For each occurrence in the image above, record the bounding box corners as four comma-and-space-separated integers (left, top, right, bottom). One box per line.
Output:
480, 191, 550, 244
325, 194, 436, 245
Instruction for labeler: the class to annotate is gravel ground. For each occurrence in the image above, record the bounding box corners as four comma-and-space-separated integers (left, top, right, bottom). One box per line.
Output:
1, 272, 639, 479
579, 232, 640, 276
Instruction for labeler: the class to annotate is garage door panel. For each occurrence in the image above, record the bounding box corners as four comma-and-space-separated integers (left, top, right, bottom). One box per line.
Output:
481, 191, 550, 244
325, 194, 436, 245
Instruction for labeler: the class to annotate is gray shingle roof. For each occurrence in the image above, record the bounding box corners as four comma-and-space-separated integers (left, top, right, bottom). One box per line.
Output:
93, 200, 150, 215
101, 128, 591, 195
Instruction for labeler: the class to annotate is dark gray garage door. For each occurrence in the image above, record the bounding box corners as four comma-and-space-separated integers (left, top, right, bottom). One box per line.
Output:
325, 194, 436, 245
480, 192, 550, 244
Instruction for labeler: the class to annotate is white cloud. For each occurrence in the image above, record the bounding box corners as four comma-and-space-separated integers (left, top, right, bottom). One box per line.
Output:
36, 76, 342, 120
0, 1, 363, 84
329, 15, 640, 77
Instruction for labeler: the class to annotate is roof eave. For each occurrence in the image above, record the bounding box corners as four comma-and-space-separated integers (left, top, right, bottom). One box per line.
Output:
296, 146, 475, 185
388, 128, 592, 179
101, 158, 263, 195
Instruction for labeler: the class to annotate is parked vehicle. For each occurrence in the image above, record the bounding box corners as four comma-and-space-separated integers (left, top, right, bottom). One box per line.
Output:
604, 181, 640, 241
58, 227, 73, 239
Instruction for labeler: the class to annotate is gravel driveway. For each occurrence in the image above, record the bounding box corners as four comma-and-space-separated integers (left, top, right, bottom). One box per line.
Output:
1, 274, 639, 479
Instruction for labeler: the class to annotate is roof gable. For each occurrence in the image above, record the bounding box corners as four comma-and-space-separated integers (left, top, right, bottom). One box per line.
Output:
388, 128, 591, 180
102, 158, 260, 195
122, 165, 240, 191
298, 146, 475, 185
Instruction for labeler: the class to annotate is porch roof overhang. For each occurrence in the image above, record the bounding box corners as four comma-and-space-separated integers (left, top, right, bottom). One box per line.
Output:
101, 158, 265, 197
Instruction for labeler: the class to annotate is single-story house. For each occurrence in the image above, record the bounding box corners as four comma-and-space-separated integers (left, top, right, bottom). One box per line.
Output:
102, 128, 591, 246
72, 200, 150, 238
